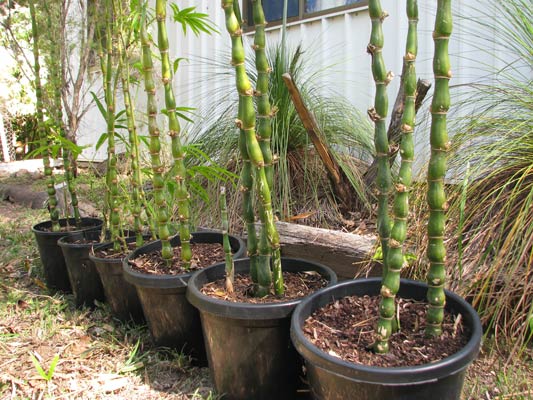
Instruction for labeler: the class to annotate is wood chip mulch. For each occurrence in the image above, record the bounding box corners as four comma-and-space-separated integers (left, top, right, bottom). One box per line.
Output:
200, 271, 329, 303
129, 243, 225, 275
92, 241, 139, 259
303, 295, 469, 368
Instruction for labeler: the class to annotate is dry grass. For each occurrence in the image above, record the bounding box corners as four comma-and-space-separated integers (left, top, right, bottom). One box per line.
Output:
0, 200, 215, 400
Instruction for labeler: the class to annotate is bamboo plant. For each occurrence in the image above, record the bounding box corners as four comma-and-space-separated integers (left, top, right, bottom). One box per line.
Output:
116, 0, 148, 248
374, 0, 418, 353
223, 0, 283, 297
28, 0, 60, 232
220, 186, 235, 293
155, 0, 192, 267
102, 0, 122, 251
371, 0, 452, 352
425, 0, 452, 337
42, 2, 82, 227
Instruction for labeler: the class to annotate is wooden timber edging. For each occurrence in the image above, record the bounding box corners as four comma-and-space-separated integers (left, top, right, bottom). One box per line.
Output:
246, 221, 378, 280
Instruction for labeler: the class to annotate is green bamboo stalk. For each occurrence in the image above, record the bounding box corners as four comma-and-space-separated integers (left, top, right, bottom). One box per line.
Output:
103, 1, 121, 251
367, 0, 392, 281
220, 186, 234, 293
426, 0, 452, 337
232, 0, 259, 286
252, 0, 274, 190
116, 8, 144, 248
141, 4, 172, 260
44, 3, 82, 227
250, 0, 282, 294
375, 0, 418, 354
223, 0, 284, 297
156, 0, 192, 267
29, 0, 60, 232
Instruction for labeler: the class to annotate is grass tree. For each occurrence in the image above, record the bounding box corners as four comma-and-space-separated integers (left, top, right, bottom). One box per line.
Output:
28, 0, 60, 231
223, 0, 283, 296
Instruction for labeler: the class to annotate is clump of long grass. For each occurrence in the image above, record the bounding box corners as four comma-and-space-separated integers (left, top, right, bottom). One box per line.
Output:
189, 43, 374, 229
407, 0, 532, 355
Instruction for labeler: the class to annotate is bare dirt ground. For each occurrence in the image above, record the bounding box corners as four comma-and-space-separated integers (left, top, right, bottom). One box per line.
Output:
0, 172, 532, 399
0, 199, 215, 400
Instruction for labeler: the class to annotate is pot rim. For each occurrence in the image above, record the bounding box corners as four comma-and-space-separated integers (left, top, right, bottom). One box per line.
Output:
32, 217, 103, 236
290, 277, 483, 385
186, 257, 338, 320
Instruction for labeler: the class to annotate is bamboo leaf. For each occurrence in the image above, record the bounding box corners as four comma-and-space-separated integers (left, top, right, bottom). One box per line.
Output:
95, 133, 108, 151
90, 91, 107, 120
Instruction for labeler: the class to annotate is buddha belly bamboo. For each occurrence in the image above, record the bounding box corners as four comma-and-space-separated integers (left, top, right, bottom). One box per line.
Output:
220, 186, 234, 293
120, 53, 145, 248
104, 4, 121, 251
426, 0, 452, 337
367, 0, 392, 292
223, 0, 284, 297
45, 5, 81, 227
252, 0, 274, 190
232, 0, 259, 285
375, 0, 418, 354
140, 8, 172, 260
156, 0, 192, 267
29, 0, 59, 232
251, 0, 283, 294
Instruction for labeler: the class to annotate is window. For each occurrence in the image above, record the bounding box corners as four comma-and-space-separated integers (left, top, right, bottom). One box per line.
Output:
243, 0, 367, 27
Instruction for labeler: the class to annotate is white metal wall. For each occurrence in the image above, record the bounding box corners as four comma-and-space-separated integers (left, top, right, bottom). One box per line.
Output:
80, 0, 504, 161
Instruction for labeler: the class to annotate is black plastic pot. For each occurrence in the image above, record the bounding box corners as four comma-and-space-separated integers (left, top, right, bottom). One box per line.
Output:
57, 230, 106, 308
123, 231, 246, 364
89, 237, 147, 323
32, 218, 103, 292
290, 278, 483, 400
186, 258, 337, 400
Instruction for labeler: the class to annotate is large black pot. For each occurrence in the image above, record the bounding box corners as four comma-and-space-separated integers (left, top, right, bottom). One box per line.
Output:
89, 237, 147, 323
32, 218, 103, 292
186, 258, 337, 400
57, 230, 106, 308
290, 278, 483, 400
123, 231, 246, 364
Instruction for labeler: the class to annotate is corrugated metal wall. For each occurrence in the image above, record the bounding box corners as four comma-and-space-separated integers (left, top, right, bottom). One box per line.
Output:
80, 0, 503, 161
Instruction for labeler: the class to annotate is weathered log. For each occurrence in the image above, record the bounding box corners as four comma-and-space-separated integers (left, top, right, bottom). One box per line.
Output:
0, 184, 47, 209
247, 221, 377, 279
282, 73, 356, 212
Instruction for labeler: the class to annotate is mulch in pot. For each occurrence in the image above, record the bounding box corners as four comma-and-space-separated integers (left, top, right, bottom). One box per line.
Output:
129, 243, 225, 275
93, 241, 140, 260
302, 295, 469, 368
201, 271, 329, 304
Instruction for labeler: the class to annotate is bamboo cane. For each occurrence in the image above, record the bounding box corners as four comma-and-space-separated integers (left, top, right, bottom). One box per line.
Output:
29, 0, 60, 232
140, 3, 172, 259
426, 0, 452, 337
223, 0, 284, 296
156, 0, 192, 267
220, 186, 235, 293
367, 0, 392, 282
375, 0, 418, 353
